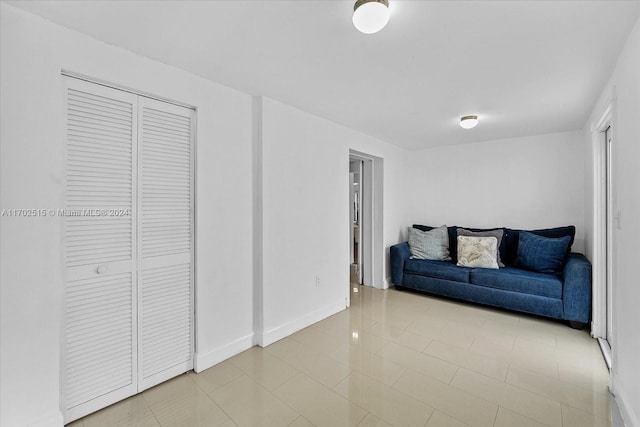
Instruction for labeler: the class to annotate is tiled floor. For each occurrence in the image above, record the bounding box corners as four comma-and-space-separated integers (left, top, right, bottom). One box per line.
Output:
68, 284, 611, 427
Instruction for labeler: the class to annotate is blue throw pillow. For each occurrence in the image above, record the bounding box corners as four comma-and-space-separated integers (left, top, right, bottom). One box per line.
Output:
515, 231, 571, 274
503, 225, 575, 266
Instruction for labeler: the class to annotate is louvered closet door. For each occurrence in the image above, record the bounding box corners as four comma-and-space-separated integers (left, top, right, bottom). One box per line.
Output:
137, 97, 194, 391
64, 79, 138, 422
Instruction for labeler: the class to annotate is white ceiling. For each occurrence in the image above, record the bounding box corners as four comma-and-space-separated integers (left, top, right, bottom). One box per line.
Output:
7, 0, 640, 150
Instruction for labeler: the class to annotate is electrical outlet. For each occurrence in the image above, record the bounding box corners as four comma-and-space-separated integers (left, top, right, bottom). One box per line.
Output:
315, 276, 320, 287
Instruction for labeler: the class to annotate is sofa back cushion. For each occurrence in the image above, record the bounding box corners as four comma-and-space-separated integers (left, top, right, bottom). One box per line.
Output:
412, 224, 575, 266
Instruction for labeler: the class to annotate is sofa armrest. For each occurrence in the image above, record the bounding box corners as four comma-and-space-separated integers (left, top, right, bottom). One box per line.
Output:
390, 242, 410, 286
562, 253, 592, 323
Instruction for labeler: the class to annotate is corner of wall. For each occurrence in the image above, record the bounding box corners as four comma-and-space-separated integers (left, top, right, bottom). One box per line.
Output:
258, 299, 346, 347
612, 376, 640, 427
251, 96, 264, 345
194, 333, 256, 373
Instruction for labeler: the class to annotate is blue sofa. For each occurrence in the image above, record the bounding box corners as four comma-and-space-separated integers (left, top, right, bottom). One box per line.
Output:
390, 225, 591, 328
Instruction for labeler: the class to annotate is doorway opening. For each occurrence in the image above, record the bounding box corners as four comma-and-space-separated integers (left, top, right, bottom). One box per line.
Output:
350, 160, 363, 286
348, 150, 384, 307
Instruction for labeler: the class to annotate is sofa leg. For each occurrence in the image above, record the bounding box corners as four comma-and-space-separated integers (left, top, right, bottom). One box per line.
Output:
569, 321, 587, 330
394, 285, 404, 291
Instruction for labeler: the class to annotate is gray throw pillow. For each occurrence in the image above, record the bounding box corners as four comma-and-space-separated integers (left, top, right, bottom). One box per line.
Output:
457, 228, 505, 267
408, 225, 451, 261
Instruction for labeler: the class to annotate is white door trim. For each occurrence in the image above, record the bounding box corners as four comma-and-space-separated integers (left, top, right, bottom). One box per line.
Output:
590, 100, 612, 342
61, 69, 196, 110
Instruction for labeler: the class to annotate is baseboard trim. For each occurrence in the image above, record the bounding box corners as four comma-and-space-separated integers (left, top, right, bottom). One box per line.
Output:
257, 299, 346, 347
597, 337, 612, 370
193, 333, 255, 373
612, 377, 639, 427
25, 410, 64, 427
194, 299, 348, 371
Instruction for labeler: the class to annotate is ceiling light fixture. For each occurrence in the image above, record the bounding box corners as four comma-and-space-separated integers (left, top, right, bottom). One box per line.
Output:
353, 0, 390, 34
460, 115, 479, 129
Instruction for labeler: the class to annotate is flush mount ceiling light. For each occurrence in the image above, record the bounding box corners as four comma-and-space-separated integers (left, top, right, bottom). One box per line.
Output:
460, 115, 479, 129
353, 0, 390, 34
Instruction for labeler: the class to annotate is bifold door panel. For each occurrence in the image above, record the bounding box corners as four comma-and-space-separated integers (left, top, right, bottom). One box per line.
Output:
138, 98, 194, 390
63, 78, 194, 423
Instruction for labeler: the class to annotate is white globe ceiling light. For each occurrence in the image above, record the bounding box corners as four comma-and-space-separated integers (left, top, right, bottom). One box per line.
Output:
460, 115, 479, 129
353, 0, 390, 34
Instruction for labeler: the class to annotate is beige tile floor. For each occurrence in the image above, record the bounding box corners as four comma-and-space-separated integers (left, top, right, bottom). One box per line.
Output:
68, 284, 611, 427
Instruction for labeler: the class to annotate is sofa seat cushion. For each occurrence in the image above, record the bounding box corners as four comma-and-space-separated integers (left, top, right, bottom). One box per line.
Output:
404, 259, 471, 283
469, 267, 562, 299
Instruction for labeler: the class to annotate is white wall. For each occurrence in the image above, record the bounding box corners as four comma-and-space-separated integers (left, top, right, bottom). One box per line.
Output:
584, 17, 640, 427
406, 131, 586, 252
0, 6, 410, 425
0, 4, 254, 426
257, 98, 408, 345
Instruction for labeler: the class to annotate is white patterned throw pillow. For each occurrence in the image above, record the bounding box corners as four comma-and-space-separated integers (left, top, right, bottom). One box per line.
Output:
456, 235, 499, 269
